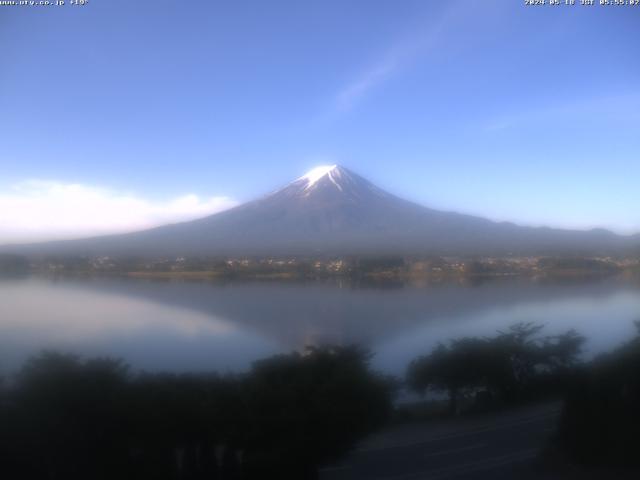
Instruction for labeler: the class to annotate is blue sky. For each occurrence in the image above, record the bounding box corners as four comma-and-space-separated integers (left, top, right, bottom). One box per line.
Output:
1, 0, 639, 241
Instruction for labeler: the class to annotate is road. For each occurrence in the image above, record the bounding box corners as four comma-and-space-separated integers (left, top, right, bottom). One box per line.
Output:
320, 402, 562, 480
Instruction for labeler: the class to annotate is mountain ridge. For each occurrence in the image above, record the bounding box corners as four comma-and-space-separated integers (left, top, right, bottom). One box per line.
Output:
2, 165, 638, 257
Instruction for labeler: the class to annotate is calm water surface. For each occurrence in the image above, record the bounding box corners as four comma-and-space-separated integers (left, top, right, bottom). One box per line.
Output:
1, 276, 639, 376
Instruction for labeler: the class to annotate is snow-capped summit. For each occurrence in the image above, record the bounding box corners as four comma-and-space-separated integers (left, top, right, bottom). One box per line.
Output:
298, 165, 338, 189
280, 164, 387, 202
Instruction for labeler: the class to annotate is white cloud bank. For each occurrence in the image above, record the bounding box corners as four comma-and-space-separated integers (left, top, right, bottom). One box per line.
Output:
0, 180, 238, 244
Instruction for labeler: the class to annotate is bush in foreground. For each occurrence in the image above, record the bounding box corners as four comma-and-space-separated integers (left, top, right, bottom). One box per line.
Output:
0, 346, 393, 480
558, 322, 640, 467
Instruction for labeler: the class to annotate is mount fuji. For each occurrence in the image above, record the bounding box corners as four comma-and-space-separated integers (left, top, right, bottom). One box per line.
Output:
3, 165, 637, 257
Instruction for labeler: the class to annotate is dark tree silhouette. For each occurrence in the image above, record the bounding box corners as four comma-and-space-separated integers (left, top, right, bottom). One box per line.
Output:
407, 323, 586, 414
0, 346, 393, 480
558, 321, 640, 467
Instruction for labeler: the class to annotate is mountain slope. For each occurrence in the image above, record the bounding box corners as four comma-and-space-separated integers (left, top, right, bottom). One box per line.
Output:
3, 165, 637, 257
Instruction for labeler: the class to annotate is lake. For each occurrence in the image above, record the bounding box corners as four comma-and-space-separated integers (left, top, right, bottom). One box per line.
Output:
1, 275, 639, 376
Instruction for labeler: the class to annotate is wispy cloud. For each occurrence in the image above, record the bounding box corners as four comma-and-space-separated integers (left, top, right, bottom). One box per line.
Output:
0, 180, 238, 244
333, 3, 461, 113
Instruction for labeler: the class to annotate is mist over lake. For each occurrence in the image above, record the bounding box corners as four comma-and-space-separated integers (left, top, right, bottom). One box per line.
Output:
2, 276, 639, 376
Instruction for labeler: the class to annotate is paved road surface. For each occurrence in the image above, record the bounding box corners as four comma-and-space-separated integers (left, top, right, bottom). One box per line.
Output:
320, 402, 561, 480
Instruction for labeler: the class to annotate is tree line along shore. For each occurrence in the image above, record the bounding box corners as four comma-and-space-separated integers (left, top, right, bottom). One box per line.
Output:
1, 253, 639, 281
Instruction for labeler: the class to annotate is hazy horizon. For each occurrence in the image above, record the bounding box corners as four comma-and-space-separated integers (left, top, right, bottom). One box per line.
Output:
2, 163, 640, 247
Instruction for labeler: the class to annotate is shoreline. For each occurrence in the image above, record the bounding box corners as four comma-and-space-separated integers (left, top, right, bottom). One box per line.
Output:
5, 267, 634, 284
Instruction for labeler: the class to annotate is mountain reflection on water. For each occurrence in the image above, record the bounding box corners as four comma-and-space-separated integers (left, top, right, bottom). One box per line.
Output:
1, 275, 639, 375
